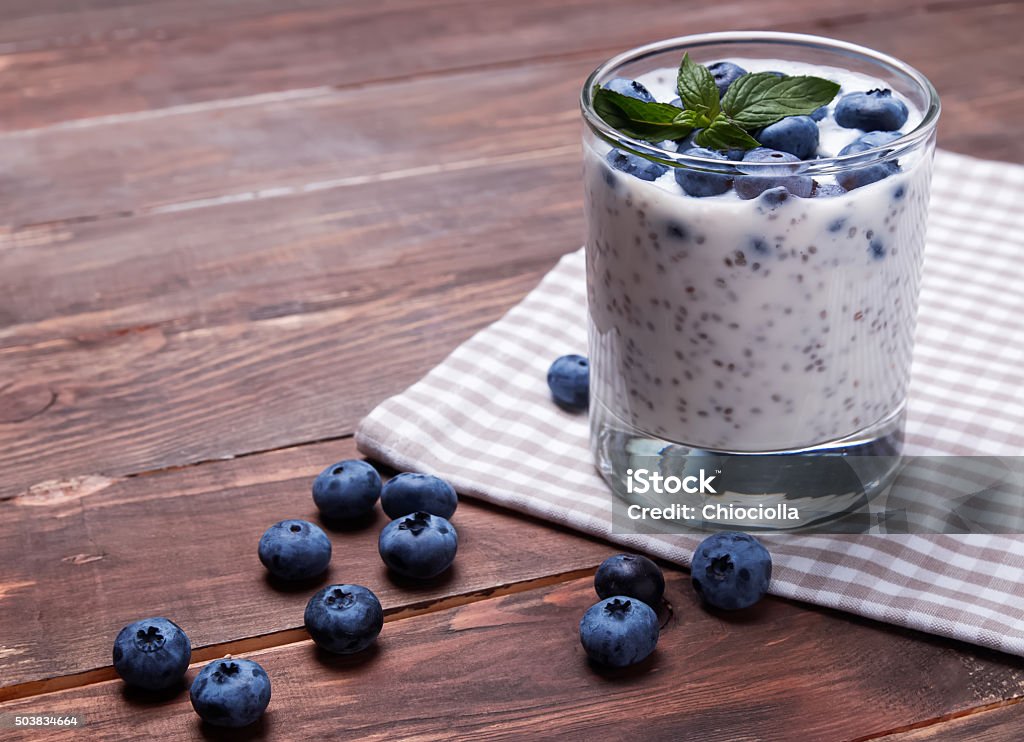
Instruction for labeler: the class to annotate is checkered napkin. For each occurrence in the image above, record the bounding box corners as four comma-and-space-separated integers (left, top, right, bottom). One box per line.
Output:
357, 150, 1024, 655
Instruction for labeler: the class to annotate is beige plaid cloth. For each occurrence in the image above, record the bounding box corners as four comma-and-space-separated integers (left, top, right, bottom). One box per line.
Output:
357, 150, 1024, 655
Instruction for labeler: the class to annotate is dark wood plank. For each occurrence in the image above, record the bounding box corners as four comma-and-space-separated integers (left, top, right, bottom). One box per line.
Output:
4, 0, 1022, 232
0, 0, 970, 130
0, 156, 580, 500
876, 701, 1024, 740
0, 438, 613, 695
2, 577, 1022, 740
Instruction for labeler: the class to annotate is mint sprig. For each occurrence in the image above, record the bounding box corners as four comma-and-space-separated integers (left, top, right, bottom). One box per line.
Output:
676, 53, 719, 118
695, 117, 761, 150
591, 54, 839, 154
722, 72, 840, 129
591, 87, 695, 141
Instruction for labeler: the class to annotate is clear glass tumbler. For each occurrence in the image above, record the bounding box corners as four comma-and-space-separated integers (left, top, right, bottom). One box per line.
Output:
581, 32, 940, 529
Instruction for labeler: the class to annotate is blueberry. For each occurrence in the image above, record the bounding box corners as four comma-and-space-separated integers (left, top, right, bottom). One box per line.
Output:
378, 512, 458, 579
734, 148, 812, 200
835, 89, 908, 131
674, 147, 733, 197
258, 519, 331, 581
756, 115, 819, 159
810, 105, 828, 121
857, 130, 903, 148
190, 658, 271, 728
579, 597, 659, 668
594, 554, 665, 608
672, 131, 697, 152
757, 186, 793, 211
836, 140, 900, 191
691, 531, 772, 610
605, 149, 668, 182
312, 459, 381, 520
603, 77, 655, 102
112, 617, 191, 690
304, 584, 383, 654
381, 472, 458, 520
707, 61, 747, 96
828, 217, 847, 232
815, 183, 847, 198
547, 354, 589, 410
869, 238, 886, 259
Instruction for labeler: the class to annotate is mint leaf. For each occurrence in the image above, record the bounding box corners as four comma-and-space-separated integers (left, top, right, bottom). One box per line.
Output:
676, 54, 720, 118
694, 115, 761, 151
722, 73, 840, 129
592, 87, 695, 141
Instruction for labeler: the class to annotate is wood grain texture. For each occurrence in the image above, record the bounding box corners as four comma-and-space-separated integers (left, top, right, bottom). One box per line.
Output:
0, 156, 582, 500
2, 577, 1023, 740
0, 0, 981, 131
3, 1, 1022, 230
0, 438, 613, 694
876, 701, 1024, 740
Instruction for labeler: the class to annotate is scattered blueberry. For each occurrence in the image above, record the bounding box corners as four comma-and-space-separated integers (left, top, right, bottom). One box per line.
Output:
735, 148, 813, 200
190, 658, 271, 728
605, 149, 668, 182
381, 472, 458, 520
674, 147, 734, 197
594, 554, 665, 608
809, 105, 828, 121
304, 584, 384, 655
547, 354, 589, 411
603, 77, 655, 102
750, 237, 771, 254
815, 183, 847, 198
691, 532, 772, 610
113, 617, 191, 690
579, 597, 659, 668
828, 216, 848, 232
869, 238, 886, 258
836, 140, 900, 191
258, 519, 332, 581
756, 115, 819, 160
893, 184, 906, 200
835, 89, 908, 131
858, 130, 903, 148
379, 512, 458, 579
312, 459, 381, 520
708, 61, 747, 96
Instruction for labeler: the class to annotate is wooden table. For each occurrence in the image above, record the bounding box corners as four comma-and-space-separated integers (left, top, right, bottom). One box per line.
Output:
2, 0, 1023, 739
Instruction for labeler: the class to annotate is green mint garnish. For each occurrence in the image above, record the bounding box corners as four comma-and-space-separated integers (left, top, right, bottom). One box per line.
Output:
721, 72, 840, 129
676, 53, 720, 119
695, 115, 761, 150
591, 87, 695, 141
591, 54, 839, 154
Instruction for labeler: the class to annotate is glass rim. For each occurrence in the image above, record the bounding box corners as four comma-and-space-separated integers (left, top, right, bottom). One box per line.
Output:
580, 31, 941, 173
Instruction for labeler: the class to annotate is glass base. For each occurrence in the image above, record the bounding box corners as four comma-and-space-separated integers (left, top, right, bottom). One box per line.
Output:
592, 402, 905, 531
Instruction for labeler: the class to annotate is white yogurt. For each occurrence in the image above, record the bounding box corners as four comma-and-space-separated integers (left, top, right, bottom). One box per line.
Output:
585, 60, 931, 452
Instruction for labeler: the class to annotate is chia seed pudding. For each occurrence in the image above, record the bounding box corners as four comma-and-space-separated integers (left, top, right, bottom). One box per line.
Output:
582, 35, 939, 524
